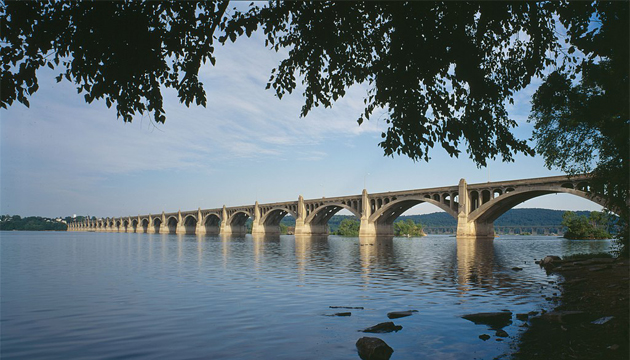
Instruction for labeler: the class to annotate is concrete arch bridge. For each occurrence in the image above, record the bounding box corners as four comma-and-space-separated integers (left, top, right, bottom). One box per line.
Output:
69, 174, 609, 238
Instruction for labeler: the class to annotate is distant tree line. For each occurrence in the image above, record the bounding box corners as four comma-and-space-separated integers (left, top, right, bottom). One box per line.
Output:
0, 215, 68, 231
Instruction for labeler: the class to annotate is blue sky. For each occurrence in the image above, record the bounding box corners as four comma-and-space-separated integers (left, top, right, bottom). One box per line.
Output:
0, 29, 602, 218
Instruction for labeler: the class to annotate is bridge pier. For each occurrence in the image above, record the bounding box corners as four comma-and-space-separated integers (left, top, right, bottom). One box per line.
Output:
456, 178, 495, 239
251, 224, 280, 235
221, 224, 247, 235
358, 189, 396, 236
293, 195, 314, 235
359, 221, 394, 237
295, 223, 329, 236
158, 213, 169, 234
175, 211, 187, 234
195, 225, 206, 235
251, 201, 280, 235
220, 205, 248, 235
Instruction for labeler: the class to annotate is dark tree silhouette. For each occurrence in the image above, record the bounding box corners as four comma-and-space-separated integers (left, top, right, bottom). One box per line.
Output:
530, 1, 628, 255
1, 1, 229, 122
1, 1, 575, 164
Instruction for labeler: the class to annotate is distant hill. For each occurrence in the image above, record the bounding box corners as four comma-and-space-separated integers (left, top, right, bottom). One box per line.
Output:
399, 208, 592, 227
279, 208, 591, 233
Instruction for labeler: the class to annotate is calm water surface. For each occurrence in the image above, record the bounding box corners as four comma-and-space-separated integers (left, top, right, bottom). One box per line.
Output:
1, 232, 612, 359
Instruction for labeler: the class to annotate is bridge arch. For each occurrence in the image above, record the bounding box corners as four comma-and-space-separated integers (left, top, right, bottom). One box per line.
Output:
139, 218, 149, 233
369, 197, 457, 224
166, 216, 178, 234
260, 207, 297, 226
305, 203, 361, 227
202, 213, 221, 235
182, 214, 197, 235
227, 211, 251, 226
152, 218, 162, 233
469, 186, 608, 224
131, 219, 138, 232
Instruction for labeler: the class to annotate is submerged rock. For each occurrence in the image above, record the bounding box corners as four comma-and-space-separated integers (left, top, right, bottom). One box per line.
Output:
356, 337, 393, 360
333, 312, 352, 317
479, 334, 491, 341
462, 311, 512, 329
330, 306, 364, 309
386, 310, 417, 319
495, 329, 509, 337
540, 255, 562, 268
361, 322, 402, 333
516, 313, 529, 321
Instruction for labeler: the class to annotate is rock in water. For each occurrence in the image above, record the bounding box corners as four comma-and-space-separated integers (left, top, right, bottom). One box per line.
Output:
361, 322, 403, 333
540, 255, 562, 268
462, 312, 513, 329
386, 310, 417, 319
330, 306, 364, 309
516, 313, 529, 321
495, 329, 509, 337
356, 337, 393, 360
334, 312, 351, 317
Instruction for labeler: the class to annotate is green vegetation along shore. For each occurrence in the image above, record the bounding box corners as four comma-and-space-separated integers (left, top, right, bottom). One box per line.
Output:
0, 215, 69, 231
562, 211, 612, 240
331, 218, 425, 237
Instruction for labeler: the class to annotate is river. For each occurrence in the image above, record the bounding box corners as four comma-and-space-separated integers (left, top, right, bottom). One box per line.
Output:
0, 232, 612, 359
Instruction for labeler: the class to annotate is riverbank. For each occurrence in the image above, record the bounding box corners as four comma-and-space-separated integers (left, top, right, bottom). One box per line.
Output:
513, 256, 629, 359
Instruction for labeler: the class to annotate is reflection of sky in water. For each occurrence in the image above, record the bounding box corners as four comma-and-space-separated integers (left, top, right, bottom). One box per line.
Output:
1, 232, 612, 360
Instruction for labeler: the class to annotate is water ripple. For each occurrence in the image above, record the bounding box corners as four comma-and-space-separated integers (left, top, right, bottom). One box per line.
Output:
1, 232, 611, 359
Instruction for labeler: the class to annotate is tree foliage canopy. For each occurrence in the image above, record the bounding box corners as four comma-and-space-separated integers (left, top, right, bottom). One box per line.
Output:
529, 1, 628, 254
1, 0, 604, 165
334, 218, 360, 237
1, 0, 229, 122
393, 219, 424, 237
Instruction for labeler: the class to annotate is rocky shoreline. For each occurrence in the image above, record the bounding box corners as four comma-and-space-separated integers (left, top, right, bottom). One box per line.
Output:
513, 256, 629, 359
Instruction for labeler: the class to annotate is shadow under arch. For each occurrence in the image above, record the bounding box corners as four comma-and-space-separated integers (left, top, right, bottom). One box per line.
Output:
224, 210, 251, 235
203, 213, 222, 235
182, 214, 197, 235
228, 210, 251, 227
139, 218, 149, 233
166, 216, 178, 234
469, 187, 609, 224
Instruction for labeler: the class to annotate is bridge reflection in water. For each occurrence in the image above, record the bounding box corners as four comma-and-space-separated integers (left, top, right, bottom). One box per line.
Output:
71, 174, 607, 239
189, 233, 566, 302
